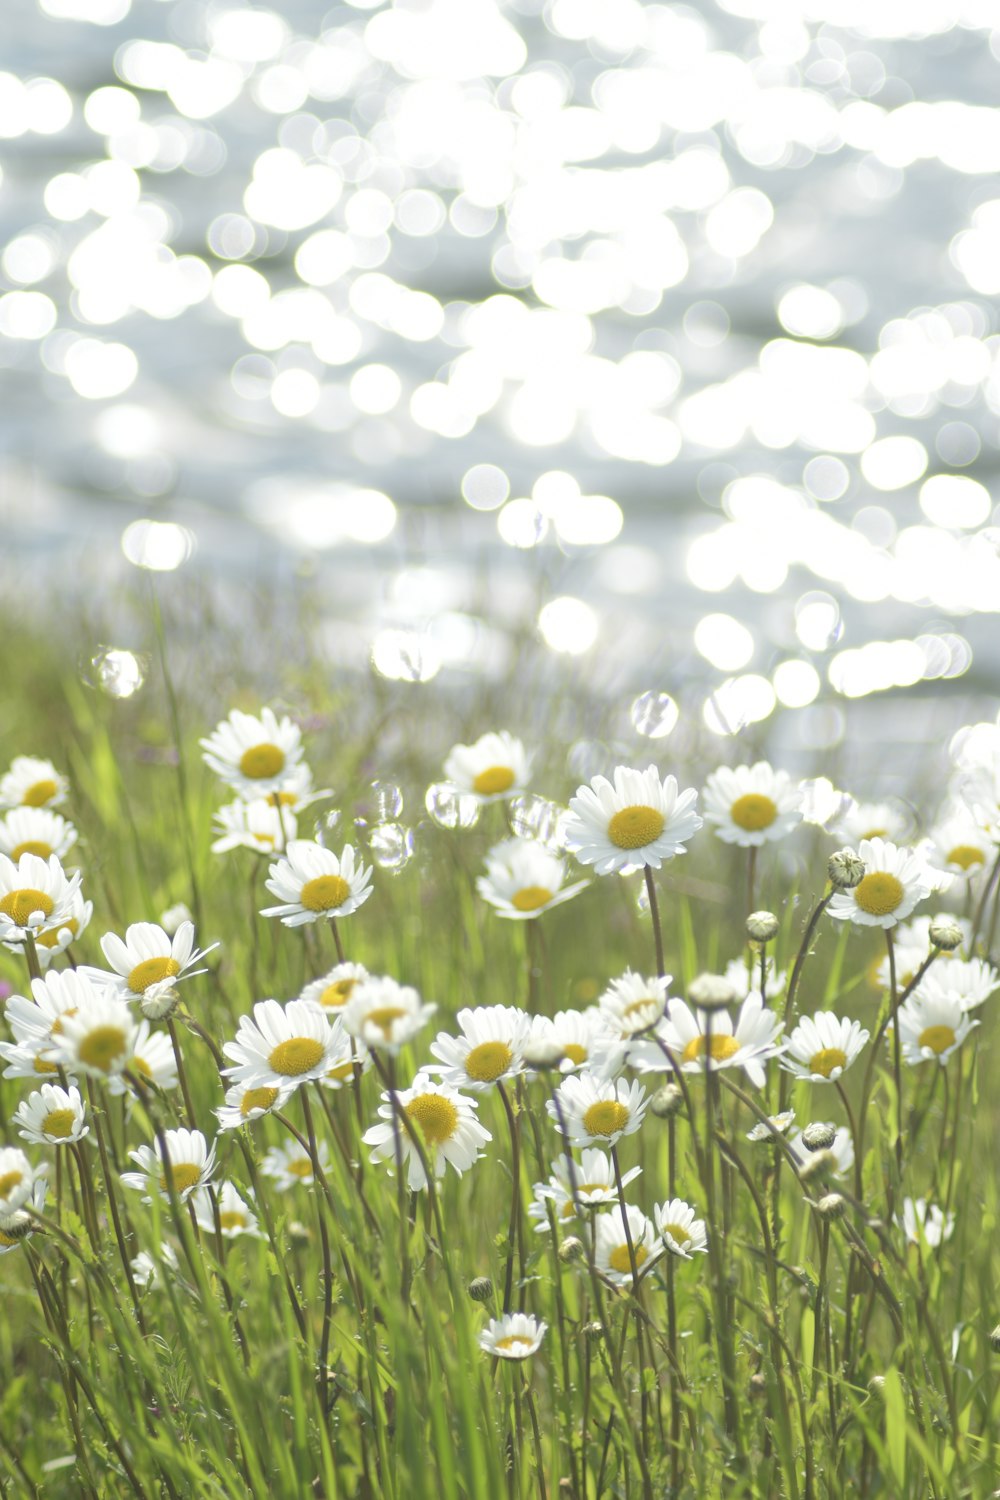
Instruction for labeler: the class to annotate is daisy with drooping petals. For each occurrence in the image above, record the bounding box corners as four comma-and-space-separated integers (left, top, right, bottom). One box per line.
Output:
0, 757, 68, 811
913, 958, 1000, 1012
341, 975, 435, 1055
215, 1078, 296, 1131
299, 962, 369, 1015
547, 1073, 648, 1148
654, 1198, 709, 1260
428, 1005, 530, 1091
827, 838, 936, 930
363, 1073, 491, 1191
0, 808, 77, 865
476, 838, 588, 920
594, 1204, 662, 1285
563, 765, 702, 876
29, 889, 93, 970
899, 1197, 954, 1249
527, 1009, 609, 1073
0, 1146, 36, 1217
260, 1138, 332, 1190
12, 1084, 88, 1146
48, 992, 138, 1080
211, 798, 298, 855
834, 799, 911, 846
528, 1148, 641, 1231
200, 707, 304, 800
0, 853, 81, 947
632, 993, 784, 1089
479, 1312, 547, 1360
443, 731, 531, 803
93, 921, 213, 1005
788, 1125, 854, 1180
261, 840, 372, 926
896, 992, 976, 1067
598, 970, 671, 1039
223, 999, 340, 1091
121, 1128, 216, 1203
702, 762, 803, 847
782, 1012, 869, 1084
192, 1182, 263, 1240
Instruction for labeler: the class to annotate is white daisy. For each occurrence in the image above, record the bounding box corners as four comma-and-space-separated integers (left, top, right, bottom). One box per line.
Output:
912, 958, 1000, 1012
899, 1197, 954, 1249
598, 970, 671, 1039
701, 762, 803, 847
341, 975, 435, 1055
479, 1312, 547, 1360
48, 992, 138, 1080
363, 1073, 491, 1191
527, 1008, 610, 1073
0, 1176, 47, 1255
4, 966, 106, 1048
272, 763, 332, 813
827, 838, 936, 930
260, 1138, 332, 1190
956, 753, 1000, 842
654, 1198, 709, 1260
0, 808, 77, 864
631, 994, 784, 1089
261, 840, 373, 926
159, 903, 193, 935
923, 813, 992, 882
0, 1038, 64, 1083
200, 707, 304, 801
0, 1146, 36, 1216
191, 1181, 263, 1240
317, 1021, 371, 1090
223, 999, 340, 1091
746, 1109, 796, 1143
896, 992, 976, 1067
443, 731, 531, 803
834, 799, 911, 846
871, 913, 971, 990
211, 798, 298, 856
428, 1005, 530, 1091
594, 1204, 662, 1285
121, 1128, 216, 1202
724, 956, 786, 1002
788, 1125, 854, 1181
563, 765, 702, 875
0, 853, 82, 946
782, 1012, 869, 1084
92, 921, 212, 1005
476, 838, 588, 920
528, 1148, 641, 1232
215, 1078, 296, 1131
12, 1083, 88, 1146
298, 962, 369, 1015
29, 889, 93, 969
131, 1244, 179, 1288
107, 1020, 179, 1097
0, 756, 68, 811
547, 1073, 648, 1148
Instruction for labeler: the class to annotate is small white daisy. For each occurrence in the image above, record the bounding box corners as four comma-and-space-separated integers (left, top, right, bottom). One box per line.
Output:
341, 975, 435, 1055
746, 1109, 796, 1143
0, 756, 68, 811
479, 1311, 547, 1360
702, 761, 803, 847
632, 994, 784, 1089
191, 1181, 263, 1240
298, 962, 369, 1015
159, 903, 193, 935
958, 753, 1000, 842
528, 1148, 641, 1232
547, 1073, 648, 1148
788, 1125, 854, 1181
594, 1204, 662, 1285
724, 956, 786, 1002
563, 765, 702, 876
428, 1005, 530, 1091
107, 1020, 179, 1097
12, 1083, 88, 1146
363, 1073, 491, 1191
896, 992, 976, 1067
0, 1037, 64, 1083
827, 838, 936, 930
223, 999, 340, 1091
121, 1128, 216, 1202
476, 838, 588, 920
92, 921, 212, 1005
317, 1020, 371, 1090
211, 798, 298, 856
444, 731, 531, 803
527, 1008, 610, 1073
0, 1146, 36, 1216
0, 1176, 47, 1254
131, 1244, 179, 1288
923, 813, 992, 882
899, 1197, 954, 1249
48, 992, 138, 1080
28, 889, 93, 969
782, 1012, 869, 1084
200, 707, 304, 801
261, 840, 373, 926
598, 970, 672, 1039
912, 958, 1000, 1012
654, 1198, 709, 1260
272, 763, 332, 813
260, 1138, 332, 1190
4, 966, 106, 1048
834, 799, 911, 846
0, 853, 82, 947
215, 1078, 296, 1131
0, 807, 77, 865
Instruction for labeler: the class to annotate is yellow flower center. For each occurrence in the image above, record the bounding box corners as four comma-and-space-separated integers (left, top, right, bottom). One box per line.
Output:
464, 1041, 513, 1082
132, 1057, 153, 1079
127, 956, 181, 995
622, 998, 659, 1026
42, 1108, 76, 1139
661, 1222, 691, 1246
861, 826, 887, 840
319, 978, 357, 1008
575, 1181, 605, 1199
682, 1034, 741, 1064
918, 1025, 955, 1056
37, 918, 78, 950
33, 1056, 57, 1075
582, 1100, 630, 1137
10, 841, 53, 862
78, 1026, 128, 1073
23, 779, 58, 808
288, 1156, 313, 1178
405, 1092, 459, 1145
511, 886, 553, 912
947, 844, 984, 871
808, 1047, 847, 1079
729, 794, 778, 832
495, 1335, 534, 1353
0, 1170, 24, 1198
269, 1037, 325, 1076
219, 1211, 247, 1230
607, 805, 665, 850
609, 1243, 648, 1276
0, 1225, 25, 1247
472, 765, 515, 796
365, 1005, 406, 1037
854, 872, 905, 917
0, 888, 54, 927
238, 743, 285, 780
559, 1043, 585, 1068
241, 1086, 279, 1117
300, 875, 350, 912
326, 1060, 355, 1082
158, 1163, 202, 1194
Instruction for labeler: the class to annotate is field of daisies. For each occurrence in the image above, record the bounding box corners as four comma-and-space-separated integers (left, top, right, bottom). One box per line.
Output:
3, 660, 1000, 1498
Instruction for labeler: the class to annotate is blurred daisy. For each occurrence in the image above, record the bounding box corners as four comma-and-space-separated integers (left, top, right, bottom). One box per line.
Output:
827, 838, 935, 930
0, 1146, 37, 1216
444, 731, 531, 803
923, 814, 992, 882
788, 1126, 854, 1180
913, 958, 1000, 1012
527, 1009, 609, 1073
0, 756, 68, 811
30, 890, 93, 969
341, 975, 435, 1055
702, 762, 803, 847
782, 1012, 869, 1084
479, 1312, 546, 1360
271, 763, 332, 813
159, 903, 192, 935
211, 798, 298, 856
0, 1038, 62, 1083
428, 1005, 530, 1091
192, 1182, 263, 1240
107, 1020, 179, 1097
223, 999, 339, 1091
121, 1128, 216, 1202
363, 1074, 491, 1191
0, 852, 81, 946
547, 1074, 648, 1148
260, 1138, 331, 1191
899, 1197, 954, 1249
12, 1084, 88, 1146
654, 1198, 708, 1260
956, 754, 1000, 841
0, 1177, 47, 1255
897, 992, 976, 1067
48, 992, 138, 1081
564, 765, 702, 875
724, 956, 785, 1002
318, 1021, 371, 1090
94, 921, 212, 1005
834, 799, 911, 846
131, 1244, 179, 1289
0, 808, 76, 864
746, 1109, 795, 1143
261, 840, 372, 926
633, 994, 784, 1089
200, 707, 304, 801
3, 966, 104, 1050
299, 962, 369, 1015
594, 1204, 662, 1285
598, 970, 671, 1039
477, 838, 588, 920
529, 1148, 641, 1232
215, 1078, 296, 1132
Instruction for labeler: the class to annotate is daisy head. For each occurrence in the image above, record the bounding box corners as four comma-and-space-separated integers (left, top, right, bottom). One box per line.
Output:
724, 955, 786, 1003
12, 1083, 88, 1146
896, 992, 976, 1067
526, 1008, 609, 1074
191, 1182, 263, 1240
211, 798, 298, 856
4, 966, 104, 1050
261, 840, 373, 926
746, 1109, 795, 1144
654, 1198, 708, 1260
913, 958, 999, 1012
0, 807, 77, 865
48, 991, 138, 1080
0, 756, 68, 811
476, 838, 588, 920
428, 1005, 530, 1091
539, 1148, 641, 1223
702, 762, 803, 847
598, 970, 671, 1039
29, 890, 93, 970
200, 707, 304, 800
924, 813, 992, 882
564, 765, 702, 876
546, 1073, 648, 1148
0, 1176, 47, 1255
317, 1020, 371, 1090
223, 999, 340, 1091
121, 1128, 216, 1203
0, 1146, 37, 1217
95, 920, 212, 1005
443, 731, 531, 803
635, 993, 784, 1089
363, 1073, 491, 1192
298, 962, 369, 1016
0, 853, 82, 946
215, 1077, 296, 1131
782, 1012, 869, 1084
131, 1244, 179, 1289
479, 1312, 547, 1361
834, 799, 911, 846
899, 1196, 954, 1249
341, 975, 435, 1055
260, 1138, 331, 1191
107, 1020, 179, 1098
594, 1204, 662, 1285
827, 838, 936, 930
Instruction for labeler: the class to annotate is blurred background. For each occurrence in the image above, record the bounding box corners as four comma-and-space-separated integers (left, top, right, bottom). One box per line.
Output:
3, 0, 1000, 777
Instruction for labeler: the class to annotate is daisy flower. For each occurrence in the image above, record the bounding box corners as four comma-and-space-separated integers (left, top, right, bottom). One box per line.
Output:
131, 1244, 179, 1289
782, 1012, 869, 1083
746, 1109, 795, 1143
0, 1177, 47, 1255
0, 808, 77, 865
563, 765, 702, 875
476, 838, 588, 920
160, 903, 193, 935
12, 1084, 88, 1146
107, 1020, 179, 1097
834, 799, 911, 846
341, 975, 435, 1055
318, 1027, 371, 1090
92, 921, 212, 1005
923, 813, 992, 882
29, 889, 93, 969
121, 1128, 216, 1202
3, 966, 106, 1050
654, 1198, 709, 1260
0, 852, 82, 947
211, 798, 298, 856
701, 762, 803, 847
899, 1197, 954, 1249
956, 753, 1000, 841
527, 1009, 610, 1073
215, 1078, 296, 1132
598, 970, 671, 1039
632, 993, 784, 1089
912, 958, 1000, 1012
428, 1005, 530, 1091
479, 1312, 547, 1360
528, 1148, 641, 1231
896, 992, 976, 1067
271, 763, 332, 813
724, 956, 786, 1002
261, 840, 373, 926
788, 1125, 854, 1181
363, 1074, 491, 1191
0, 1038, 64, 1083
594, 1204, 662, 1285
260, 1138, 332, 1190
443, 731, 531, 803
0, 1146, 37, 1216
200, 707, 304, 801
191, 1182, 263, 1240
0, 756, 68, 811
298, 962, 369, 1015
223, 999, 340, 1091
827, 838, 936, 930
48, 992, 138, 1081
547, 1073, 648, 1148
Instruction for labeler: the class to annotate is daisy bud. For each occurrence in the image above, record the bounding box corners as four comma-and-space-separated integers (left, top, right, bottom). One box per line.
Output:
687, 972, 737, 1012
141, 987, 181, 1022
559, 1236, 583, 1263
867, 1375, 885, 1401
288, 1220, 311, 1246
990, 1326, 1000, 1354
816, 1193, 846, 1221
798, 1148, 836, 1182
929, 917, 964, 952
748, 1372, 767, 1399
583, 1321, 605, 1342
802, 1122, 837, 1151
746, 911, 779, 944
828, 849, 865, 890
468, 1276, 494, 1303
522, 1039, 565, 1071
650, 1084, 684, 1119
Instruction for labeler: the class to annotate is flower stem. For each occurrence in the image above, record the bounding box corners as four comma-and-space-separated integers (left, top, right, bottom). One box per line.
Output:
497, 1081, 522, 1315
643, 868, 665, 978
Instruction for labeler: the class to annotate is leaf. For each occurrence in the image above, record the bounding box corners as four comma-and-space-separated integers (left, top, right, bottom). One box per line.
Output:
882, 1368, 906, 1491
